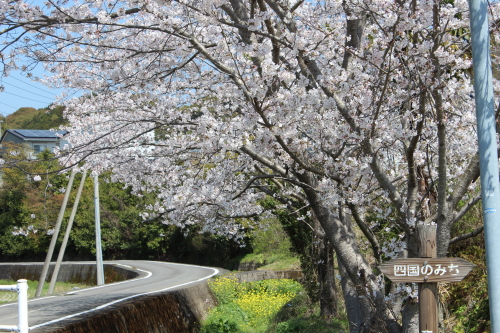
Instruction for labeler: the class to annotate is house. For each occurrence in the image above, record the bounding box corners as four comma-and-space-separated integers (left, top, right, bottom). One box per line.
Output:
0, 129, 69, 159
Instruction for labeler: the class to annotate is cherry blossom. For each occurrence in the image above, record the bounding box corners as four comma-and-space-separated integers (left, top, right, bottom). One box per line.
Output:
1, 0, 497, 331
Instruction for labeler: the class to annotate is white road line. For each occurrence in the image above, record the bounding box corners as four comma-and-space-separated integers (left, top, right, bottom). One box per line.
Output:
0, 263, 152, 309
29, 263, 218, 330
63, 264, 153, 295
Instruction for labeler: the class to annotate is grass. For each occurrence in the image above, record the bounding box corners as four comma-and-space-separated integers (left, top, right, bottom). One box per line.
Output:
202, 276, 348, 333
239, 218, 300, 271
269, 290, 348, 333
0, 279, 89, 303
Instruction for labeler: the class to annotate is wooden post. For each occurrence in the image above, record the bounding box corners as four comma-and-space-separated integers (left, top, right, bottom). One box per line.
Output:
418, 224, 438, 333
379, 226, 474, 333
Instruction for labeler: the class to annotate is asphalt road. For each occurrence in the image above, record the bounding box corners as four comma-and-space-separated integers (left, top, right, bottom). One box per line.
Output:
0, 261, 219, 331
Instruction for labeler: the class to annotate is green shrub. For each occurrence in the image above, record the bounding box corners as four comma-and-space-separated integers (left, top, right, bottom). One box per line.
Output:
202, 318, 240, 333
204, 277, 302, 333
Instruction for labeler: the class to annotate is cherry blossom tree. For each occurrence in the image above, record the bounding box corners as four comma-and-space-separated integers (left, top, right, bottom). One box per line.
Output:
2, 0, 499, 331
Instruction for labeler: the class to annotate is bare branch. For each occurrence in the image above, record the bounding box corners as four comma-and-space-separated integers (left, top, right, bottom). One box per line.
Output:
347, 202, 382, 263
451, 192, 482, 226
450, 225, 484, 244
448, 153, 480, 209
240, 145, 288, 175
232, 174, 281, 199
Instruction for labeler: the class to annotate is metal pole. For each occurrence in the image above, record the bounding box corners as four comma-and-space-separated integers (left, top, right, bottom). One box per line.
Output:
17, 279, 28, 333
469, 1, 500, 331
48, 170, 88, 294
35, 169, 77, 297
94, 173, 105, 286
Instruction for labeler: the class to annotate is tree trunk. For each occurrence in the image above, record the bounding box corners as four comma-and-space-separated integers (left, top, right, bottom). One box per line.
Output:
318, 236, 338, 317
298, 171, 401, 333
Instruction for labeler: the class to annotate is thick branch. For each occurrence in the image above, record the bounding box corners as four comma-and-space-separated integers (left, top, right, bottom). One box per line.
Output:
407, 91, 427, 215
347, 202, 382, 263
240, 145, 288, 175
341, 6, 366, 70
448, 153, 480, 209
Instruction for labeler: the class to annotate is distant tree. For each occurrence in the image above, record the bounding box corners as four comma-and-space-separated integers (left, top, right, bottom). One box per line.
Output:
0, 142, 66, 258
5, 105, 67, 130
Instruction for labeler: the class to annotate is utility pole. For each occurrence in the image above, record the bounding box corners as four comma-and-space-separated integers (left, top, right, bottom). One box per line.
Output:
469, 0, 500, 330
48, 170, 87, 294
35, 169, 76, 297
94, 173, 105, 285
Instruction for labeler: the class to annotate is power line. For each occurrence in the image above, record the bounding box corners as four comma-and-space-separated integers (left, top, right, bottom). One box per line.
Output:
7, 75, 57, 96
0, 101, 17, 109
0, 101, 17, 116
2, 81, 54, 100
1, 91, 53, 105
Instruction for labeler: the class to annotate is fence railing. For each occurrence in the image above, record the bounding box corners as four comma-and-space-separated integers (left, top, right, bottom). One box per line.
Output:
0, 280, 28, 333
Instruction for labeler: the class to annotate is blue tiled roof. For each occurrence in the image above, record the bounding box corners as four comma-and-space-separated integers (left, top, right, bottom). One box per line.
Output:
7, 129, 68, 139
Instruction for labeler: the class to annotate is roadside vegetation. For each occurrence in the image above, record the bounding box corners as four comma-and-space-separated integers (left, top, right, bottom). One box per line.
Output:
202, 217, 347, 333
237, 218, 300, 271
202, 277, 347, 333
0, 279, 88, 303
443, 203, 490, 333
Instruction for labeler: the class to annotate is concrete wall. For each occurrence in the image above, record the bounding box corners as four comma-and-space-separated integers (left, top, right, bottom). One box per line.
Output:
0, 263, 140, 285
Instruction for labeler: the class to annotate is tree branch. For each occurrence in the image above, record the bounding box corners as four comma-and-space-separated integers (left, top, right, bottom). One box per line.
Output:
450, 225, 484, 244
347, 202, 382, 263
232, 174, 282, 199
451, 192, 481, 226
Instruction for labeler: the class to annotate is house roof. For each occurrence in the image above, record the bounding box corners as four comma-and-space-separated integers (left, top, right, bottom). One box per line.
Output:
2, 129, 69, 142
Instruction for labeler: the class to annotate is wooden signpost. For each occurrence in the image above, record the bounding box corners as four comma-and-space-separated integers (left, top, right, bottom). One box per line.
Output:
379, 225, 475, 333
379, 258, 475, 283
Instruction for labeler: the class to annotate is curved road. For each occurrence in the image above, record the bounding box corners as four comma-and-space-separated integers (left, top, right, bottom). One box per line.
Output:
0, 261, 219, 331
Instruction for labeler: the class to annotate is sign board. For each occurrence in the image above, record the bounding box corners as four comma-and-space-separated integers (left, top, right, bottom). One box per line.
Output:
379, 258, 475, 283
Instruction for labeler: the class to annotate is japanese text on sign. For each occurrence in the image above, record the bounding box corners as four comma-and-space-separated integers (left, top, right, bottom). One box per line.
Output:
394, 264, 460, 277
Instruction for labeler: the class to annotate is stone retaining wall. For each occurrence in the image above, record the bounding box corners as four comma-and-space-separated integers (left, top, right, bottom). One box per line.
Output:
234, 270, 303, 283
31, 283, 216, 333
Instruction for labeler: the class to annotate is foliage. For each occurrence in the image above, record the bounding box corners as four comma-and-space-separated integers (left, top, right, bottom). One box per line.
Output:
441, 201, 490, 333
240, 217, 299, 269
259, 195, 333, 308
444, 244, 490, 333
203, 318, 240, 333
0, 279, 88, 303
64, 172, 172, 260
4, 107, 39, 130
4, 106, 67, 130
204, 277, 302, 333
269, 290, 348, 333
0, 143, 68, 258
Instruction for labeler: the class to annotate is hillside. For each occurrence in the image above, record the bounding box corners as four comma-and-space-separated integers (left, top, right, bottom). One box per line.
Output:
3, 105, 67, 131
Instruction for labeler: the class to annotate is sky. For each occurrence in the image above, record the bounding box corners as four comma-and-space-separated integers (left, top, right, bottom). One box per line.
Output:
0, 0, 69, 117
0, 68, 65, 117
